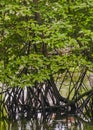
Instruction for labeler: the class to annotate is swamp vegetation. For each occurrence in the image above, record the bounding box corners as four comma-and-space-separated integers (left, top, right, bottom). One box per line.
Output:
1, 1, 93, 129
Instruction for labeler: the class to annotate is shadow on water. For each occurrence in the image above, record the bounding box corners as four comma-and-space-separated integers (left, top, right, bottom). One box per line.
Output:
1, 113, 93, 130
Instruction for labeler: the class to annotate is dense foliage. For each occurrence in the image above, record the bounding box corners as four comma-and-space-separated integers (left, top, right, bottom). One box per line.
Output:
0, 0, 93, 87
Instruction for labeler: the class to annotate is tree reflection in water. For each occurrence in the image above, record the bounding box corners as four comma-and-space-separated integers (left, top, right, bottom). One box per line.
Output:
1, 113, 93, 130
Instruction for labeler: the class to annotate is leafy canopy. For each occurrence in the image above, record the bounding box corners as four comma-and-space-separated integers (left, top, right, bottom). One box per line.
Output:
0, 0, 93, 87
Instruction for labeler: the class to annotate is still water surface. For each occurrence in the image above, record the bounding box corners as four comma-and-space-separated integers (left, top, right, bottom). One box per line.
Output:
1, 114, 93, 130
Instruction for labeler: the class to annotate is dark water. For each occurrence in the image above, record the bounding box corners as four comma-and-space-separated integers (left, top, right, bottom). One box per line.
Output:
1, 113, 93, 130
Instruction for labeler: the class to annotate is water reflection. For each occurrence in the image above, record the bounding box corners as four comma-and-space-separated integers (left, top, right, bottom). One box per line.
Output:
1, 113, 93, 130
